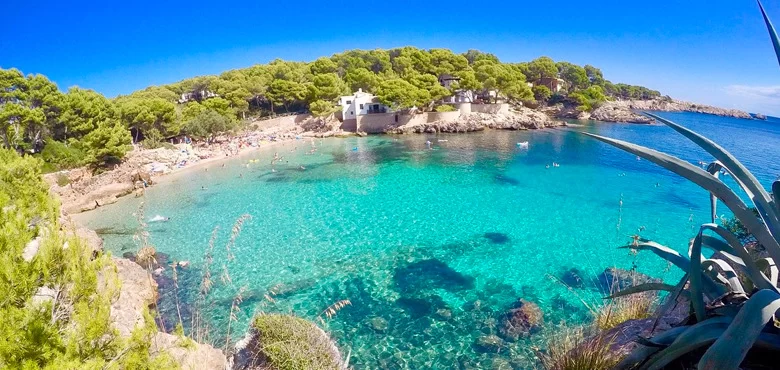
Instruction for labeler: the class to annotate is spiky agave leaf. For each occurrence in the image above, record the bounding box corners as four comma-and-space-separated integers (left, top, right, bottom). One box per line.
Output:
706, 161, 722, 223
583, 132, 780, 264
617, 326, 691, 369
756, 257, 779, 286
644, 112, 780, 239
701, 259, 746, 295
759, 0, 780, 68
639, 316, 733, 370
773, 180, 780, 215
689, 232, 707, 321
620, 240, 725, 298
698, 289, 780, 370
700, 223, 776, 291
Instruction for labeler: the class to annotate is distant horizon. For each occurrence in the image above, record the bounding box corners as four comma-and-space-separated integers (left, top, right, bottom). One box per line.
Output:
5, 1, 780, 115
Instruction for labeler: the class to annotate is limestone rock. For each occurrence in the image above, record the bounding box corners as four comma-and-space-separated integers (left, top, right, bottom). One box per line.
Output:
591, 104, 654, 124
31, 286, 58, 306
474, 334, 505, 353
499, 299, 543, 341
598, 267, 659, 292
74, 227, 103, 255
370, 316, 389, 332
22, 237, 42, 262
150, 332, 228, 370
108, 257, 158, 337
389, 109, 562, 134
597, 98, 751, 120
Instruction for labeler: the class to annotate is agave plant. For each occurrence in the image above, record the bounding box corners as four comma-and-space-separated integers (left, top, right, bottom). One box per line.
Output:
580, 5, 780, 368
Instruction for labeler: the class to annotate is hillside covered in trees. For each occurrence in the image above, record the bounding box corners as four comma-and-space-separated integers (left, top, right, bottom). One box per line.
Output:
1, 47, 660, 170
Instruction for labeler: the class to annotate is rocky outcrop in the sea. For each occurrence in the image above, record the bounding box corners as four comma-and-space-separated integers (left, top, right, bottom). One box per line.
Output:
498, 299, 543, 341
389, 109, 562, 134
591, 104, 654, 124
598, 98, 752, 120
231, 314, 345, 370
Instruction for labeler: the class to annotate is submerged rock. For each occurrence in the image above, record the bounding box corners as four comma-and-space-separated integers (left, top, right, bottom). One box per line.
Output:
483, 232, 510, 245
561, 267, 585, 288
474, 334, 506, 353
394, 258, 475, 293
499, 299, 543, 341
369, 317, 389, 333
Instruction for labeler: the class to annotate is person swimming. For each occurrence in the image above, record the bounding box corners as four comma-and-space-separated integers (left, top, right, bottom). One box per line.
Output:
149, 215, 170, 222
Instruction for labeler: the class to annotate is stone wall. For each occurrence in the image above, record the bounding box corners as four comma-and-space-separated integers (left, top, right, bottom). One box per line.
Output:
252, 114, 311, 132
341, 118, 357, 132
470, 103, 510, 114
426, 111, 461, 123
357, 113, 428, 133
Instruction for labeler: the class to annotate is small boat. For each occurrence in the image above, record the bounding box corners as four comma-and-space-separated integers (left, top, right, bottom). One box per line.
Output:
516, 141, 529, 149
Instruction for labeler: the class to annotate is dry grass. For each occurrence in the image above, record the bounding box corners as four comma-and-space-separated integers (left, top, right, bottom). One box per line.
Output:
538, 326, 623, 370
595, 292, 656, 331
318, 299, 352, 324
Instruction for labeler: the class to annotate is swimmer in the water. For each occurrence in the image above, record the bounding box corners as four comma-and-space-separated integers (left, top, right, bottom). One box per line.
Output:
149, 215, 170, 222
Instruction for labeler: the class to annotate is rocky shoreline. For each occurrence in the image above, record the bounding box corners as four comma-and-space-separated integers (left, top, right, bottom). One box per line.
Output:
585, 98, 752, 124
389, 109, 563, 134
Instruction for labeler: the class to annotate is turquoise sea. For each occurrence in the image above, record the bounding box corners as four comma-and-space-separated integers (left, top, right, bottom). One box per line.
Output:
75, 112, 780, 369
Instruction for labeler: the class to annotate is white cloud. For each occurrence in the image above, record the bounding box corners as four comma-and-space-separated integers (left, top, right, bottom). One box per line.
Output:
725, 85, 780, 100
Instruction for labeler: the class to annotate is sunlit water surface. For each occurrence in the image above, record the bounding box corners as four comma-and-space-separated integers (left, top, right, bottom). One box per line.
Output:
76, 112, 780, 369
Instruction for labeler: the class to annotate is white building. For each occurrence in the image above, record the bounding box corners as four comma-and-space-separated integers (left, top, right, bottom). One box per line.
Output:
338, 89, 391, 120
438, 74, 472, 104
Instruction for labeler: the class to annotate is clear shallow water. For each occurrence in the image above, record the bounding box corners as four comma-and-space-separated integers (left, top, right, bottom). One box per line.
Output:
76, 112, 780, 369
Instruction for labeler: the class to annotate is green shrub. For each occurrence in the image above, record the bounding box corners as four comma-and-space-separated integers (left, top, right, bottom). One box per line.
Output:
434, 104, 457, 112
251, 314, 342, 370
39, 140, 85, 170
0, 148, 176, 368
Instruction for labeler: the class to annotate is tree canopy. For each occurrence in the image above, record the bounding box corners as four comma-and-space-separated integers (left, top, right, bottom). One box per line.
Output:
1, 47, 661, 170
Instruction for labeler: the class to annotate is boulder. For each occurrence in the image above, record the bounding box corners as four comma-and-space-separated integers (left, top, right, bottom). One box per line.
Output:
474, 334, 506, 353
590, 104, 654, 124
22, 236, 42, 262
131, 170, 153, 186
150, 332, 228, 370
74, 227, 103, 255
369, 316, 389, 332
107, 257, 159, 337
498, 299, 543, 341
561, 267, 585, 288
597, 267, 659, 292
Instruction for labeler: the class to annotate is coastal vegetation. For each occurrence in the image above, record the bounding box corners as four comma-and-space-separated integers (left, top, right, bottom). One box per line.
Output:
0, 149, 175, 369
583, 112, 780, 369
2, 47, 659, 172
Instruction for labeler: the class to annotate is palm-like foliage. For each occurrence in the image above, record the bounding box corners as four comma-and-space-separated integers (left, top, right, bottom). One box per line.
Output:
581, 4, 780, 369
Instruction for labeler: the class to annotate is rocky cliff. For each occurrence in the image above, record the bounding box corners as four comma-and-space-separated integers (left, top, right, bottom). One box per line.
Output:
388, 109, 563, 134
590, 98, 752, 123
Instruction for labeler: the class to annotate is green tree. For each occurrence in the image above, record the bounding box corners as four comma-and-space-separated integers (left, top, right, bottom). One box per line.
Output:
309, 100, 338, 117
308, 73, 348, 102
116, 97, 177, 142
81, 118, 132, 167
376, 78, 427, 109
584, 65, 605, 86
266, 80, 307, 112
532, 85, 553, 103
310, 57, 339, 75
525, 56, 558, 82
60, 87, 118, 138
344, 68, 380, 93
463, 49, 499, 65
556, 62, 589, 91
183, 109, 235, 142
570, 85, 607, 111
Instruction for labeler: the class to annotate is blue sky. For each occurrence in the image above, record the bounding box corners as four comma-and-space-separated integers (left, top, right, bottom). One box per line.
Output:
4, 0, 780, 115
